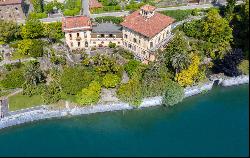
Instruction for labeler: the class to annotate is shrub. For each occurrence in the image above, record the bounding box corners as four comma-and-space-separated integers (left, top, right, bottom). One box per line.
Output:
213, 49, 244, 77
63, 8, 80, 16
102, 73, 120, 88
50, 56, 66, 65
142, 65, 174, 97
124, 60, 141, 77
28, 12, 48, 19
42, 82, 62, 104
0, 20, 21, 43
21, 19, 44, 39
22, 83, 46, 97
114, 47, 134, 60
108, 42, 116, 48
117, 77, 143, 106
60, 67, 99, 95
17, 39, 44, 58
76, 81, 102, 105
175, 54, 202, 87
43, 22, 64, 41
191, 8, 200, 16
238, 60, 249, 75
162, 80, 184, 107
0, 68, 25, 89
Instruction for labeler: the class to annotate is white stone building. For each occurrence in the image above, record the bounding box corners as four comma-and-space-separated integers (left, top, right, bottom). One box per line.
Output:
62, 4, 175, 62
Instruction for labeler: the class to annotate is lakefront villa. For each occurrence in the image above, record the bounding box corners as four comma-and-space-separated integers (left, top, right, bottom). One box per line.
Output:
62, 4, 175, 62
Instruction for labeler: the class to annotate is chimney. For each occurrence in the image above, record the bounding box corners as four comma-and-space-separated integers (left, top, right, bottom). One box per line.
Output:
81, 0, 90, 17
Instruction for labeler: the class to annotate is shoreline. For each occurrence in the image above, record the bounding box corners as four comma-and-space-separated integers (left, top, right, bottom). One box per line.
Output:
0, 75, 249, 130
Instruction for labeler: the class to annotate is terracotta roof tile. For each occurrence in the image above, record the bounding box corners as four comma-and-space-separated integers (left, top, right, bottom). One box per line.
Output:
89, 0, 103, 9
120, 10, 175, 38
62, 16, 92, 32
0, 0, 22, 6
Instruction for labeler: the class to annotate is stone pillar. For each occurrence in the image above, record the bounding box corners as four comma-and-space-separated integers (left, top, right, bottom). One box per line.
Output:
0, 98, 9, 118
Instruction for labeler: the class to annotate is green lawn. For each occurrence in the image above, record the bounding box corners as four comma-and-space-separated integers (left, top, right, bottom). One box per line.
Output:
8, 94, 44, 111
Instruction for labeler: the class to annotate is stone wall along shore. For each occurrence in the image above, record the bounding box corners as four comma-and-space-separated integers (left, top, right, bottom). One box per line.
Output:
0, 75, 249, 130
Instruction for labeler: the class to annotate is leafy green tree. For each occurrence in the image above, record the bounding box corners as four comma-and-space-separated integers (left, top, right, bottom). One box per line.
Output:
213, 48, 244, 77
24, 61, 45, 86
231, 0, 249, 57
108, 42, 116, 48
21, 19, 44, 39
44, 0, 64, 14
76, 81, 102, 105
102, 73, 120, 88
182, 9, 233, 59
124, 59, 141, 77
17, 39, 44, 57
165, 31, 190, 73
0, 69, 25, 89
162, 80, 184, 107
117, 71, 143, 106
60, 66, 99, 95
42, 82, 62, 104
30, 0, 43, 13
27, 12, 48, 20
90, 54, 123, 76
141, 63, 173, 97
0, 20, 21, 43
224, 0, 236, 21
22, 83, 46, 96
43, 22, 64, 42
237, 60, 249, 75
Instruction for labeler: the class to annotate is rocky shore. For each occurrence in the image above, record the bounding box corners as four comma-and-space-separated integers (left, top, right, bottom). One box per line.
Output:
0, 75, 249, 130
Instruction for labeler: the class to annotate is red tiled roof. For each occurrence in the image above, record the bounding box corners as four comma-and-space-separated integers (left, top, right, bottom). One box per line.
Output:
89, 0, 103, 9
62, 16, 92, 32
140, 4, 156, 12
0, 0, 22, 6
120, 10, 175, 38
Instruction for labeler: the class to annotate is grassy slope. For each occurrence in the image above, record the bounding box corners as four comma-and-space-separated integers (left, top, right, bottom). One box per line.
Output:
8, 94, 44, 111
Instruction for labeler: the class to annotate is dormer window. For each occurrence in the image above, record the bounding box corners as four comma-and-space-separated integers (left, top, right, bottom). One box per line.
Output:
140, 5, 156, 19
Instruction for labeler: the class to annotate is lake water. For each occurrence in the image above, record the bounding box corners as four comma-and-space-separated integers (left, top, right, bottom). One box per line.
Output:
0, 85, 249, 157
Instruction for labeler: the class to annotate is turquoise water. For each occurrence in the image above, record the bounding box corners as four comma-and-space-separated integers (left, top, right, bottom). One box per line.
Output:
0, 85, 249, 157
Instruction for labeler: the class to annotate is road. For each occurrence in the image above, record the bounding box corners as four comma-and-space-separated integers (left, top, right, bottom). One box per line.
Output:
17, 3, 214, 24
16, 1, 245, 24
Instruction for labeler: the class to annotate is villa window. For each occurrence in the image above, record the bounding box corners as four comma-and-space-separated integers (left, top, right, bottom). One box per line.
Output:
101, 34, 105, 38
133, 38, 137, 43
70, 42, 73, 47
93, 42, 96, 44
78, 42, 80, 47
84, 32, 87, 38
85, 41, 88, 47
69, 34, 72, 40
77, 33, 80, 37
124, 34, 128, 39
109, 34, 113, 38
128, 44, 132, 49
139, 40, 141, 44
150, 42, 153, 48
